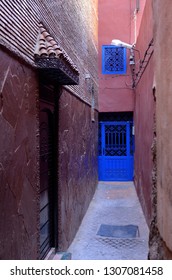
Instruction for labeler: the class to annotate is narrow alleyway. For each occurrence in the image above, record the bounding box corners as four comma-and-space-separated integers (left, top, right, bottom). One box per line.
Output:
67, 182, 149, 260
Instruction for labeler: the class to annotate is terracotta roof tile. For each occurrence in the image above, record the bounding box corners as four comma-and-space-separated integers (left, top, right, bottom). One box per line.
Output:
34, 23, 79, 74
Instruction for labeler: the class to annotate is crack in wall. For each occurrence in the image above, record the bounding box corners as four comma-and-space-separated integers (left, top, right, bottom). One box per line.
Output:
0, 65, 10, 114
0, 65, 10, 93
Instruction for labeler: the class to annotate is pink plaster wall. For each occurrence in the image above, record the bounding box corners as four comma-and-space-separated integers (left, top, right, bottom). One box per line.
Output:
98, 0, 146, 112
130, 0, 147, 44
134, 0, 154, 225
153, 0, 172, 252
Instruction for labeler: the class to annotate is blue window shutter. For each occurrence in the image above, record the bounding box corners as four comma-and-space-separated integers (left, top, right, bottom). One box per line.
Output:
102, 45, 127, 75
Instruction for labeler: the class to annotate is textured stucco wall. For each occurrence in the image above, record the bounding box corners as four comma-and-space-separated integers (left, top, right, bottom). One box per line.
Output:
58, 89, 98, 250
98, 0, 134, 112
0, 49, 39, 259
0, 0, 98, 259
98, 0, 147, 113
134, 0, 154, 226
152, 0, 172, 258
0, 0, 98, 108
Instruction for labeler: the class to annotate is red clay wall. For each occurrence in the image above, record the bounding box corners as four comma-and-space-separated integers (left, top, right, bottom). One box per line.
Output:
150, 0, 172, 259
134, 0, 154, 225
0, 0, 98, 259
58, 89, 98, 250
0, 49, 39, 259
1, 0, 98, 108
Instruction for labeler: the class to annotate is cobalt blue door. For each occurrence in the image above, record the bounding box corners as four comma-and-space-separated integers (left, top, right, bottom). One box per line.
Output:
98, 121, 134, 181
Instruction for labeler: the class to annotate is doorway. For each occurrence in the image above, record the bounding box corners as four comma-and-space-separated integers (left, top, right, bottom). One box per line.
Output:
39, 84, 58, 259
98, 113, 134, 181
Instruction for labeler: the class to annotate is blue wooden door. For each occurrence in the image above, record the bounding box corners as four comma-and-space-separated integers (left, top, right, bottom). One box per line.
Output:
98, 121, 134, 181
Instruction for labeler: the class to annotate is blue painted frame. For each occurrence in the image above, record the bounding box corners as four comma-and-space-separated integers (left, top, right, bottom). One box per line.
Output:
102, 45, 127, 75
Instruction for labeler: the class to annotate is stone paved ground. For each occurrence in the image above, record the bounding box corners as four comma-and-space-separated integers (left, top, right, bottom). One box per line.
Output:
67, 181, 149, 260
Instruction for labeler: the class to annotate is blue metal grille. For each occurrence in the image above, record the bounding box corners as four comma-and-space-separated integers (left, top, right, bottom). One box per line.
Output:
105, 125, 127, 156
102, 45, 127, 74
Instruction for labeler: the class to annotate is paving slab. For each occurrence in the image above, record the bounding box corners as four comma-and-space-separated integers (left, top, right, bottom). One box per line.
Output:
67, 181, 149, 260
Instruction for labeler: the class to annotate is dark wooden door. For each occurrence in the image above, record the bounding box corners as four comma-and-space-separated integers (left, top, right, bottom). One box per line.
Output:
39, 107, 55, 259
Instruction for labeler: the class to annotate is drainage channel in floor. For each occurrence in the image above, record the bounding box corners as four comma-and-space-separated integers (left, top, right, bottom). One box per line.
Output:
96, 224, 142, 250
97, 224, 140, 238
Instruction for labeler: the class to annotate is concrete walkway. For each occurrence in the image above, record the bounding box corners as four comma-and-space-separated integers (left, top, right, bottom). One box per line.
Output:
67, 181, 149, 260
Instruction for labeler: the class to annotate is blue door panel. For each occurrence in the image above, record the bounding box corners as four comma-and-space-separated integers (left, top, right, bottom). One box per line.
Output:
99, 156, 133, 181
98, 121, 134, 181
